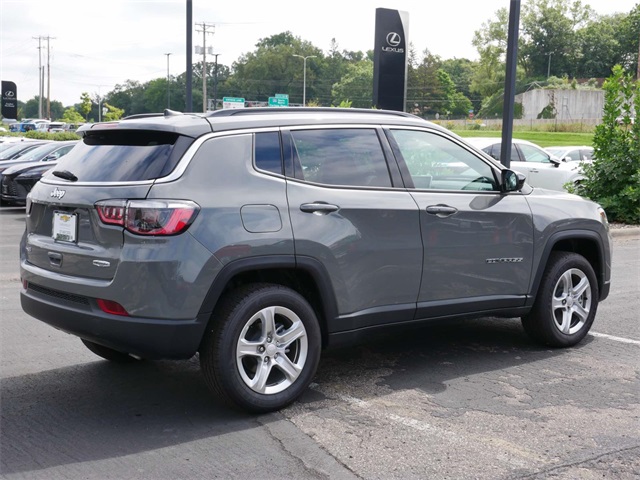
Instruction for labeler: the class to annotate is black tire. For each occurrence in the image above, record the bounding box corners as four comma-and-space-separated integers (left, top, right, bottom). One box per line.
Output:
199, 283, 322, 413
522, 252, 599, 347
81, 339, 139, 363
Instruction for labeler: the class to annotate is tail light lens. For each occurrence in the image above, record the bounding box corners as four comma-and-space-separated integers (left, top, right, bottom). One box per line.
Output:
95, 200, 199, 236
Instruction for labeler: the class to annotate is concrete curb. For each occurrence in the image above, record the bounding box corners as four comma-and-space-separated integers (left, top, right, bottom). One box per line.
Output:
610, 227, 640, 238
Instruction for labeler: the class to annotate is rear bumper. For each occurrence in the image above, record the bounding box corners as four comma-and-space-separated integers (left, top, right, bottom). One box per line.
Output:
21, 284, 209, 359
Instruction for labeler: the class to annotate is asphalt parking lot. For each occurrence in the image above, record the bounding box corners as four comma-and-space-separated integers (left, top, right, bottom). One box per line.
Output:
1, 206, 638, 479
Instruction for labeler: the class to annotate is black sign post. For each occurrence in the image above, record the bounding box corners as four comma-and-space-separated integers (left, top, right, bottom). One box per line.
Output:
1, 81, 18, 120
373, 8, 409, 111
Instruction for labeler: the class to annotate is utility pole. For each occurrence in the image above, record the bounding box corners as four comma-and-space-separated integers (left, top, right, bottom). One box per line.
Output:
33, 36, 43, 118
195, 22, 215, 113
186, 0, 193, 112
46, 36, 55, 119
545, 51, 554, 79
212, 53, 220, 110
165, 53, 172, 109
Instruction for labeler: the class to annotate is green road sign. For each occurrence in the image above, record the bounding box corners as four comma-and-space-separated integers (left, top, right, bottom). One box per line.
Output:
268, 96, 289, 107
275, 93, 289, 99
222, 97, 245, 109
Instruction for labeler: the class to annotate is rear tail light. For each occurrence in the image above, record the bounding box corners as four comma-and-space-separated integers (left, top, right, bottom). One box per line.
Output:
95, 199, 199, 236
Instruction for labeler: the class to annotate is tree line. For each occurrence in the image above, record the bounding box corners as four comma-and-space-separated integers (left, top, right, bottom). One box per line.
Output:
13, 0, 640, 122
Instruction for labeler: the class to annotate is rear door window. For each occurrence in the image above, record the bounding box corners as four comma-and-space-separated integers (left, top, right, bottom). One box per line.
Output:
289, 128, 392, 188
47, 130, 192, 182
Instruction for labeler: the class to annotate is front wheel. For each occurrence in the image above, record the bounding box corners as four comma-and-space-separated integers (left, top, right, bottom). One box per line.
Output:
200, 283, 321, 413
522, 252, 599, 347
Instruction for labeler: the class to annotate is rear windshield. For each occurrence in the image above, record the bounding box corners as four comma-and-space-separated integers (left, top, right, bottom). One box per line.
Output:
47, 130, 192, 182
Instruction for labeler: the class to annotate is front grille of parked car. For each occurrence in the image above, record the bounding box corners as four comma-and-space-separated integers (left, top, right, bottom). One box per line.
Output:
1, 176, 18, 197
27, 282, 90, 306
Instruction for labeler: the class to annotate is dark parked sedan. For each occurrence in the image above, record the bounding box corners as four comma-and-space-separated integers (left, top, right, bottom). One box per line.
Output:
0, 141, 77, 206
1, 162, 57, 205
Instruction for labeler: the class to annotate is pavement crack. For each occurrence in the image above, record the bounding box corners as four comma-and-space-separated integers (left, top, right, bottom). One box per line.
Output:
258, 412, 363, 480
507, 444, 640, 479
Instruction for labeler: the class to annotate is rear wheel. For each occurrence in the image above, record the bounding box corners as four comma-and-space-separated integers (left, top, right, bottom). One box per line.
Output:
200, 283, 321, 413
522, 252, 598, 347
81, 339, 139, 363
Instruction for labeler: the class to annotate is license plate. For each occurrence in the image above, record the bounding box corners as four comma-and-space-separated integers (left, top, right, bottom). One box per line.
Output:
52, 212, 77, 242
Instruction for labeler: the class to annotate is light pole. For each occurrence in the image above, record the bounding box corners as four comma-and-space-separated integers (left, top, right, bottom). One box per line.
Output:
293, 54, 316, 106
545, 51, 554, 79
165, 53, 172, 109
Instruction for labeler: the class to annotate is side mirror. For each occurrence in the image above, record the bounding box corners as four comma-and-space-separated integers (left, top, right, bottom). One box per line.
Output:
563, 156, 572, 163
501, 169, 526, 193
549, 156, 561, 167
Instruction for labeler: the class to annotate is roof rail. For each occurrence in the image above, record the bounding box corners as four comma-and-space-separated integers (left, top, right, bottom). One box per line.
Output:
206, 107, 419, 119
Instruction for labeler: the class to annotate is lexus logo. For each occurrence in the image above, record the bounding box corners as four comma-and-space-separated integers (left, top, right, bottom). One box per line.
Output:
50, 187, 66, 199
4, 90, 15, 98
386, 32, 402, 47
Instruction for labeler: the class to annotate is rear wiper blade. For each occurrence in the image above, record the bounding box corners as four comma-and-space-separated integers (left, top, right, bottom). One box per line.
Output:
52, 170, 78, 182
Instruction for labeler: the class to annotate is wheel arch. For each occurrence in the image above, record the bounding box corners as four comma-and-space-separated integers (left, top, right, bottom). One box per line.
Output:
527, 230, 606, 306
197, 255, 338, 348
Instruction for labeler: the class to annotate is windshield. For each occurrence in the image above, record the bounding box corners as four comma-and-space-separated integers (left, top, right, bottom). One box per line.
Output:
14, 143, 65, 162
0, 143, 40, 159
545, 148, 566, 158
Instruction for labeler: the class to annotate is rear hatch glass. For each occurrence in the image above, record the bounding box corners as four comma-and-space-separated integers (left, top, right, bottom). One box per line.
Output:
43, 130, 192, 182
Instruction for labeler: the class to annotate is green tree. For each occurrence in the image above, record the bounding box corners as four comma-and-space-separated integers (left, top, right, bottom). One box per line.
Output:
79, 92, 92, 120
225, 32, 324, 105
22, 96, 42, 119
440, 58, 478, 108
579, 14, 626, 78
102, 103, 124, 121
436, 69, 473, 115
519, 0, 593, 78
331, 60, 373, 108
60, 107, 85, 123
106, 80, 147, 116
577, 66, 640, 223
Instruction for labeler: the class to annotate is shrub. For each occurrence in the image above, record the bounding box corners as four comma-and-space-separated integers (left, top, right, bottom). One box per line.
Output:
575, 66, 640, 224
25, 131, 80, 141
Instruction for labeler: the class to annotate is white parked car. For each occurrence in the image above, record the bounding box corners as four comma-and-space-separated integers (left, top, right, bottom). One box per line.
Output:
544, 145, 594, 164
465, 137, 586, 192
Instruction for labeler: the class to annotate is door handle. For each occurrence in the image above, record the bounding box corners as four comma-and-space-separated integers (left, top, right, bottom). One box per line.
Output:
425, 205, 458, 217
300, 202, 340, 214
529, 168, 539, 173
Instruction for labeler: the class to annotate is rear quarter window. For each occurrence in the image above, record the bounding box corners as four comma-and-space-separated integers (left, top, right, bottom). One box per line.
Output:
47, 130, 192, 182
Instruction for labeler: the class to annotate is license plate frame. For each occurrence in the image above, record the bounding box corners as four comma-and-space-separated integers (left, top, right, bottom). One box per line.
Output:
52, 211, 78, 243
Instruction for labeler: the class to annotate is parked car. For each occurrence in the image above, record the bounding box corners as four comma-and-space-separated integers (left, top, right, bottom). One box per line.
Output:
0, 141, 76, 206
464, 137, 585, 191
1, 162, 58, 205
20, 108, 612, 413
544, 145, 594, 163
0, 141, 50, 161
47, 122, 67, 132
0, 141, 77, 174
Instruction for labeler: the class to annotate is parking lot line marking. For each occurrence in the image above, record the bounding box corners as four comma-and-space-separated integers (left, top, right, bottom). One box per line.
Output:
591, 332, 640, 345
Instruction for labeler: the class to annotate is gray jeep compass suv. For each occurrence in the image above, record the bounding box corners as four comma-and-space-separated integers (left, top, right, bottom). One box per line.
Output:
20, 108, 612, 412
